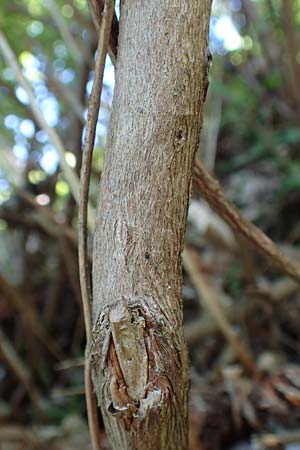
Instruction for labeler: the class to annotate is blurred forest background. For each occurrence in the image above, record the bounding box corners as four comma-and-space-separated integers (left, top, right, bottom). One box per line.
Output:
1, 1, 300, 449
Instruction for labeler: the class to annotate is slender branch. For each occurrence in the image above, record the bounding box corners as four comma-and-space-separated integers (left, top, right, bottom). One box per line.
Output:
88, 0, 119, 65
183, 248, 258, 374
79, 0, 114, 356
193, 159, 300, 283
78, 2, 115, 449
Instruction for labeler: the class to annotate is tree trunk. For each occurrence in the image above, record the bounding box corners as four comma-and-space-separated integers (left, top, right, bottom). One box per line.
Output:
91, 2, 212, 449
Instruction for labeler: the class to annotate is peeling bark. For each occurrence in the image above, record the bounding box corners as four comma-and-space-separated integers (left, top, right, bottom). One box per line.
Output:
91, 1, 212, 449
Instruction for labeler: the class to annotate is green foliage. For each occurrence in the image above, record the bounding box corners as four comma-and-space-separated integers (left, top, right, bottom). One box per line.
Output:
280, 162, 300, 195
224, 263, 244, 299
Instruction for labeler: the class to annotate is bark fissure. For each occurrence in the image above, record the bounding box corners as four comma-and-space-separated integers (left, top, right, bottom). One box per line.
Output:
91, 2, 212, 448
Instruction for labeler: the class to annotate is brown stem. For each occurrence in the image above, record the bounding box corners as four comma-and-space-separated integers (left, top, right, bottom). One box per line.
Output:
193, 159, 300, 283
78, 2, 115, 449
88, 0, 119, 65
91, 2, 212, 448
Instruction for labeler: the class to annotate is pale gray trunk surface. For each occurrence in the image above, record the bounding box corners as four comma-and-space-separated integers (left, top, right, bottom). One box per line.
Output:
91, 2, 212, 449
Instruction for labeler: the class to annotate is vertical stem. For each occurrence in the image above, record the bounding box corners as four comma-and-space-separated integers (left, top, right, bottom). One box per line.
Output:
78, 2, 115, 449
91, 2, 212, 449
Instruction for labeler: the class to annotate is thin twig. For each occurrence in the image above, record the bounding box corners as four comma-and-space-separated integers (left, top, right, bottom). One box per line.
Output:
88, 0, 119, 65
183, 247, 258, 375
78, 2, 115, 449
193, 159, 300, 283
79, 0, 114, 344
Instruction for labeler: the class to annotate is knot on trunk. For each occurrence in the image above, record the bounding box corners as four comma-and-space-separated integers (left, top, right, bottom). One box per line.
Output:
90, 303, 172, 431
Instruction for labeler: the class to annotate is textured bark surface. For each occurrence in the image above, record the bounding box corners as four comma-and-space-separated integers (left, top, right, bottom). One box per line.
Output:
91, 2, 212, 449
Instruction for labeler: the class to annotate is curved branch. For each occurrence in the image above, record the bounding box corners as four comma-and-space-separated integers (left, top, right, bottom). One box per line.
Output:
193, 159, 300, 283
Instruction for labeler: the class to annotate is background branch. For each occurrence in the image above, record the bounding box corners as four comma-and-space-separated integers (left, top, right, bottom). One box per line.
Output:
193, 159, 300, 283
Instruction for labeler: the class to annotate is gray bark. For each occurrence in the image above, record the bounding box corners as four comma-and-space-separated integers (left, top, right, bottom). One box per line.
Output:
91, 1, 212, 449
